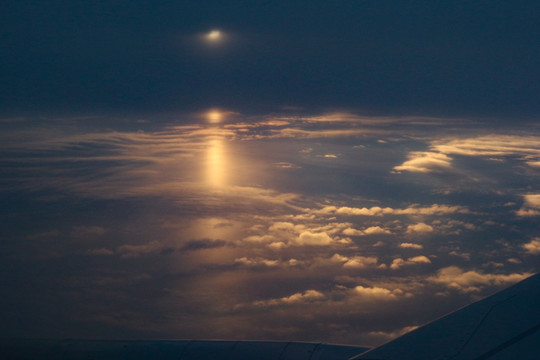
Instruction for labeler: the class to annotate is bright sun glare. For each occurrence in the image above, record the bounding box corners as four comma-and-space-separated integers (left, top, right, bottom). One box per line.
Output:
206, 30, 222, 41
207, 110, 223, 123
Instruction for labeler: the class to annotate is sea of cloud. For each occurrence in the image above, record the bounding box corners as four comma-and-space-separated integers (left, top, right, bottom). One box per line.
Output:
1, 112, 539, 345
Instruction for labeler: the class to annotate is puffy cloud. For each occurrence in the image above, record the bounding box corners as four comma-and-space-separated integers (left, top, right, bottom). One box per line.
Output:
268, 222, 296, 231
252, 290, 325, 307
318, 204, 468, 217
406, 223, 433, 233
523, 238, 540, 255
400, 243, 423, 249
342, 227, 365, 236
343, 256, 380, 269
393, 152, 453, 173
342, 226, 391, 236
268, 241, 288, 250
523, 194, 540, 207
516, 208, 540, 217
311, 222, 351, 235
293, 231, 334, 246
428, 266, 533, 293
516, 194, 540, 217
390, 256, 431, 269
351, 285, 408, 301
364, 226, 392, 235
245, 221, 350, 248
329, 254, 349, 263
234, 257, 279, 267
281, 290, 325, 303
318, 254, 381, 269
335, 207, 387, 216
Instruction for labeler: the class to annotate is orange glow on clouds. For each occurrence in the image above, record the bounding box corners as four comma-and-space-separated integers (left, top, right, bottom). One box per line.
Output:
207, 110, 223, 123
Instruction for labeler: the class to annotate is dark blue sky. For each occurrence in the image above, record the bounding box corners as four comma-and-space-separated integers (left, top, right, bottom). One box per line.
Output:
2, 0, 539, 118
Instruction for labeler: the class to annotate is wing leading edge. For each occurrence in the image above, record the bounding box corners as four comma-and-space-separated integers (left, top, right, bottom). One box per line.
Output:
353, 272, 540, 360
0, 339, 369, 360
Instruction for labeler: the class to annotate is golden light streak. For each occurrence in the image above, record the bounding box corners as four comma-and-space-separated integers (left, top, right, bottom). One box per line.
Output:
207, 138, 226, 187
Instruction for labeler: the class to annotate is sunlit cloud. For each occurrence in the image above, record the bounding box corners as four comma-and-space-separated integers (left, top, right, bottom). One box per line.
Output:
315, 204, 469, 217
428, 266, 533, 293
396, 135, 540, 176
300, 112, 447, 126
343, 226, 391, 236
523, 238, 540, 255
406, 223, 433, 234
294, 231, 334, 246
364, 226, 392, 235
328, 254, 381, 269
251, 289, 326, 307
516, 194, 540, 216
390, 256, 431, 269
234, 257, 279, 267
393, 152, 453, 173
342, 227, 364, 236
400, 243, 423, 249
432, 135, 540, 159
351, 285, 409, 301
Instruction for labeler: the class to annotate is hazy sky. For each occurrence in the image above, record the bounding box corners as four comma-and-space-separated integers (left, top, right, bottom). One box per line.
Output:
1, 1, 540, 346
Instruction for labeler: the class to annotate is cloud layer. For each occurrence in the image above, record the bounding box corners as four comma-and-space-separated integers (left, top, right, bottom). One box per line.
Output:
1, 112, 539, 346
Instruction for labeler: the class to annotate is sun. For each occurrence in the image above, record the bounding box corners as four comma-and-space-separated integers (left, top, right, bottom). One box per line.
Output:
207, 110, 223, 123
206, 30, 222, 41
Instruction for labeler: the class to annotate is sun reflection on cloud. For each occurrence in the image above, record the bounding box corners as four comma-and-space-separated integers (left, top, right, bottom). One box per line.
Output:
207, 138, 226, 187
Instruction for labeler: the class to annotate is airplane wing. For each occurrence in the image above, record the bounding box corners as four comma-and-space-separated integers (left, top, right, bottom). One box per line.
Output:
354, 272, 540, 360
0, 339, 369, 360
1, 273, 539, 360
